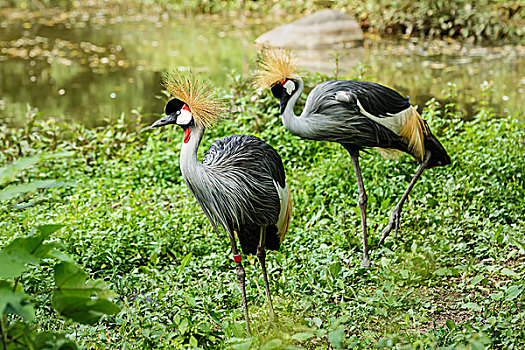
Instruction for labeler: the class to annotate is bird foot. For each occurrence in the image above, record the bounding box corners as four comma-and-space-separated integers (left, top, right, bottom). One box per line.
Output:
378, 205, 401, 245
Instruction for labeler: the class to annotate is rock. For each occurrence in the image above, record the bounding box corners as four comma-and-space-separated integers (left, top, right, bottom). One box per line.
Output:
291, 47, 364, 75
255, 9, 363, 50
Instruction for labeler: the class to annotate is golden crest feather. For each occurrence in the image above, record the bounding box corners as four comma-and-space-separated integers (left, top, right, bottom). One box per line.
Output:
253, 48, 301, 89
162, 71, 225, 128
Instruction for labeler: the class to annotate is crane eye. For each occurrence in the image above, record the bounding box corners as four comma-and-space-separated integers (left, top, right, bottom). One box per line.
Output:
176, 108, 193, 125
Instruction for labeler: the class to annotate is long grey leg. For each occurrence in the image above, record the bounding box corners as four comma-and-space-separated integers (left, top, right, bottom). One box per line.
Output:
256, 227, 275, 322
348, 148, 371, 268
228, 233, 251, 335
379, 151, 431, 245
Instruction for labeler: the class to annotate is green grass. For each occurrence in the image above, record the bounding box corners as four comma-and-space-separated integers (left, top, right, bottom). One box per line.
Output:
1, 78, 524, 349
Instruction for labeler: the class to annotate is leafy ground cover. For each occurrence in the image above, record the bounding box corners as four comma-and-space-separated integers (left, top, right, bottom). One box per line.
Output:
1, 76, 524, 348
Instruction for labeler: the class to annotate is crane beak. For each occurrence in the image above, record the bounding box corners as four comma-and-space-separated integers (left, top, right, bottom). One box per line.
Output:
151, 114, 176, 128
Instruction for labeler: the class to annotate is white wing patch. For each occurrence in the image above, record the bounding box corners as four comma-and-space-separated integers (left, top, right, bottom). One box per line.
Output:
273, 180, 288, 232
355, 98, 410, 135
335, 91, 353, 103
335, 92, 426, 161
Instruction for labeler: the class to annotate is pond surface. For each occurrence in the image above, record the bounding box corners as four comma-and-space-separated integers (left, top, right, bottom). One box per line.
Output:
0, 7, 523, 127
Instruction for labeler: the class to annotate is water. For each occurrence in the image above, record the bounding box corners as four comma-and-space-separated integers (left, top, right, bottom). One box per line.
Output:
1, 7, 523, 127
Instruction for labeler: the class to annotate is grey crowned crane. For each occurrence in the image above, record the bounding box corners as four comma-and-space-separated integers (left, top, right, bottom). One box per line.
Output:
151, 73, 292, 334
254, 49, 450, 268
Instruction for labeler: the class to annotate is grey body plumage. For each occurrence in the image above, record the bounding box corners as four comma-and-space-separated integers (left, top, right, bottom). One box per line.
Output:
183, 133, 286, 254
282, 80, 411, 152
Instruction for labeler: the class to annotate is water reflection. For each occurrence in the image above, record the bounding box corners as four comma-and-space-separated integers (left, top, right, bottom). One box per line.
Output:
0, 11, 258, 126
361, 41, 523, 118
0, 8, 523, 127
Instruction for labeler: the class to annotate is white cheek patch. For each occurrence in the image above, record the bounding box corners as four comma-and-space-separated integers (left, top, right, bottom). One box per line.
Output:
283, 80, 295, 95
177, 109, 192, 125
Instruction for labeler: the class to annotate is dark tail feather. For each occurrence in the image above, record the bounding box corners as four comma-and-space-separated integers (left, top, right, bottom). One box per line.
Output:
265, 225, 281, 251
424, 130, 451, 168
237, 224, 281, 255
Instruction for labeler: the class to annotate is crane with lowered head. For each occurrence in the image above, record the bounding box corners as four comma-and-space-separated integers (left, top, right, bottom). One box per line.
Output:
254, 49, 450, 268
151, 72, 292, 334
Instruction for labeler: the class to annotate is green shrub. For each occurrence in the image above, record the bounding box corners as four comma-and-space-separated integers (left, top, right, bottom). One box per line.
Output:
1, 157, 120, 349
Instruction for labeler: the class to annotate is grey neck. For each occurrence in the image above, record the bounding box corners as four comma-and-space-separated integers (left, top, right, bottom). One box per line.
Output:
179, 123, 205, 184
281, 76, 305, 136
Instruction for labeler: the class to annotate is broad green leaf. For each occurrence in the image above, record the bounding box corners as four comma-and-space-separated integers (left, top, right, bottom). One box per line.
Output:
0, 248, 40, 279
189, 335, 198, 348
0, 152, 75, 201
311, 317, 322, 328
0, 180, 76, 200
329, 261, 342, 280
500, 268, 517, 277
5, 224, 64, 257
1, 180, 55, 200
37, 224, 66, 236
0, 279, 24, 293
0, 227, 66, 279
508, 235, 525, 253
0, 226, 66, 278
505, 285, 523, 301
489, 292, 504, 301
291, 332, 314, 341
262, 339, 282, 350
469, 274, 484, 286
0, 287, 35, 321
328, 329, 345, 350
446, 319, 456, 330
52, 296, 120, 325
176, 252, 193, 276
47, 249, 74, 262
380, 198, 391, 210
186, 296, 197, 307
462, 302, 482, 311
208, 310, 225, 328
434, 267, 450, 276
231, 340, 252, 350
0, 156, 42, 186
53, 262, 120, 325
33, 331, 78, 350
377, 338, 387, 348
470, 340, 486, 350
178, 318, 189, 334
0, 152, 74, 186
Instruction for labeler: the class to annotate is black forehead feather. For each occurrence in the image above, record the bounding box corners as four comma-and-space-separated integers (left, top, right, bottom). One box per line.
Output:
165, 98, 184, 115
271, 83, 283, 99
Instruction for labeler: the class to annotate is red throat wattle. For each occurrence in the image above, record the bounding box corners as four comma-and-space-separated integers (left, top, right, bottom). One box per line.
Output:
183, 128, 191, 143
